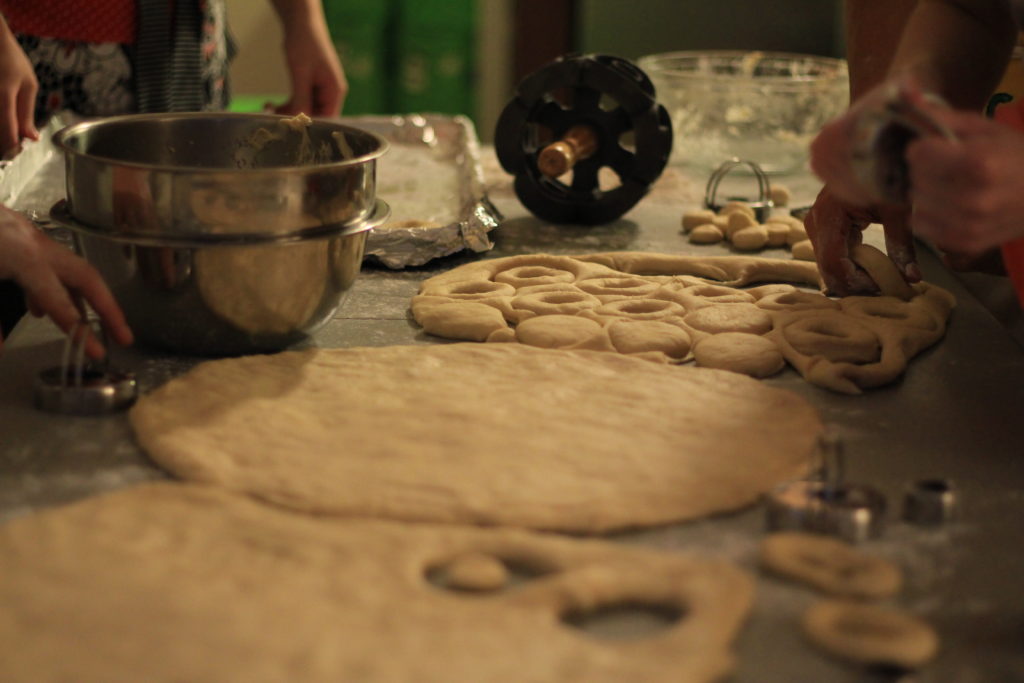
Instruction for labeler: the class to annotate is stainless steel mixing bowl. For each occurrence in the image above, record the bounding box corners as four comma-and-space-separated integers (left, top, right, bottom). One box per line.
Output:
54, 112, 389, 238
50, 199, 390, 356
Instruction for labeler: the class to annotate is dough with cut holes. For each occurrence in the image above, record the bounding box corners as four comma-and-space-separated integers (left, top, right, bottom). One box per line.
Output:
0, 483, 755, 683
411, 251, 954, 393
130, 344, 820, 533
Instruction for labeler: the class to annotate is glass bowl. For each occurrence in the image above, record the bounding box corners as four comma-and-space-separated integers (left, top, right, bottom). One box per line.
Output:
637, 51, 849, 175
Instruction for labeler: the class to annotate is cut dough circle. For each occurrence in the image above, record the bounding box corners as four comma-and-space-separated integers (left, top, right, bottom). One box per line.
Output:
759, 532, 902, 599
514, 315, 603, 349
595, 298, 686, 321
685, 303, 773, 335
757, 290, 839, 312
0, 483, 756, 683
607, 319, 691, 358
576, 277, 660, 299
130, 344, 821, 533
802, 600, 939, 669
495, 265, 575, 288
692, 333, 785, 378
782, 313, 880, 364
512, 289, 601, 316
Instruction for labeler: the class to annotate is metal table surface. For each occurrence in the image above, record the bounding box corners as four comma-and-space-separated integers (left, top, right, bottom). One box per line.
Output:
2, 165, 1023, 682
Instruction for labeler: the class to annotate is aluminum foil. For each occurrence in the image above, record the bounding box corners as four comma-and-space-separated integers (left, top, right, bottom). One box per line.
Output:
347, 114, 502, 268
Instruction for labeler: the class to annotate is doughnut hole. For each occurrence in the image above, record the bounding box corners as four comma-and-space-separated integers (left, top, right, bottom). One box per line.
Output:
758, 291, 840, 311
596, 298, 686, 321
495, 265, 576, 288
515, 315, 604, 349
783, 313, 880, 364
577, 277, 660, 298
684, 303, 773, 335
684, 284, 755, 304
434, 280, 517, 299
607, 320, 692, 359
511, 289, 601, 316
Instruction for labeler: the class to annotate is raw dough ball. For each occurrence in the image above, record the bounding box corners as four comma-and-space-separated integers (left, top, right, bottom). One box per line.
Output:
766, 223, 791, 247
770, 185, 791, 207
802, 600, 939, 669
442, 552, 509, 591
515, 315, 603, 349
726, 211, 756, 240
791, 239, 815, 261
850, 244, 916, 301
781, 313, 880, 363
692, 333, 784, 378
759, 532, 902, 599
607, 319, 691, 359
690, 224, 724, 244
720, 201, 756, 220
682, 209, 717, 232
731, 225, 769, 251
684, 303, 773, 335
787, 222, 809, 246
711, 215, 730, 230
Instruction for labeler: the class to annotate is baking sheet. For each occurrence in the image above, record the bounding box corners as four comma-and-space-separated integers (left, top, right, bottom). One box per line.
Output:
345, 114, 502, 268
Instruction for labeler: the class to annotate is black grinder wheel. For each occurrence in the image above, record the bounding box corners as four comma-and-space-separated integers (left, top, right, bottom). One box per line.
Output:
494, 54, 673, 225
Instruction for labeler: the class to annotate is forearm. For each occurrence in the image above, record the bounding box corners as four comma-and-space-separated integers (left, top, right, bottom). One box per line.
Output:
888, 0, 1017, 109
267, 0, 331, 39
845, 0, 919, 99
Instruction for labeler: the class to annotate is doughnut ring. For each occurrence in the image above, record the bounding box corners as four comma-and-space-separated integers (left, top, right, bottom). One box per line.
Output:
512, 288, 602, 316
427, 280, 518, 299
576, 277, 660, 298
495, 265, 576, 289
757, 291, 840, 312
595, 298, 686, 321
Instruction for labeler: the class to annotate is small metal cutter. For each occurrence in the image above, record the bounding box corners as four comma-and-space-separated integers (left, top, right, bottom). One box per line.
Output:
902, 478, 959, 525
765, 428, 888, 543
33, 316, 137, 416
704, 158, 773, 222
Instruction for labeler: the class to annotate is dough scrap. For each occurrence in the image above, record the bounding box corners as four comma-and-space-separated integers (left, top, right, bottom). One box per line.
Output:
0, 483, 755, 683
851, 244, 915, 300
412, 252, 954, 393
759, 532, 902, 599
130, 344, 821, 533
802, 600, 939, 669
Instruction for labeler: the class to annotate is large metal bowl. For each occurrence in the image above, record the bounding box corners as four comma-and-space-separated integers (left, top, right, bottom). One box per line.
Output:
54, 112, 388, 238
50, 199, 390, 356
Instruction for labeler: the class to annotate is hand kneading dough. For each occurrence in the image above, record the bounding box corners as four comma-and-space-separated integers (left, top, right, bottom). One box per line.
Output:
130, 344, 821, 532
0, 483, 755, 683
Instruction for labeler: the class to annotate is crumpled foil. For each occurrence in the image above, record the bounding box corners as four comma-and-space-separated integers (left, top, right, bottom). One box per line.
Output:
347, 114, 502, 269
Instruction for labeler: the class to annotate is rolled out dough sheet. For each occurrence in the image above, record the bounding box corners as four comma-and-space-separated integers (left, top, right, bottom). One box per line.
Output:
0, 483, 754, 683
130, 343, 821, 533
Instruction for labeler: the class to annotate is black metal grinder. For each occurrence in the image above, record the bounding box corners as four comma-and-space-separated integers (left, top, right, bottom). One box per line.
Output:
494, 54, 673, 225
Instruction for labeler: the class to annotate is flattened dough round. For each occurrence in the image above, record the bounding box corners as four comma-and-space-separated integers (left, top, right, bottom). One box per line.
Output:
684, 303, 773, 335
0, 483, 755, 683
130, 344, 821, 532
692, 333, 785, 378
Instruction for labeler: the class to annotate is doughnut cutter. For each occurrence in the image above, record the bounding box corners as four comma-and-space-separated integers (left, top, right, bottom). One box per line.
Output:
494, 53, 673, 225
703, 158, 774, 222
765, 428, 887, 543
33, 312, 137, 416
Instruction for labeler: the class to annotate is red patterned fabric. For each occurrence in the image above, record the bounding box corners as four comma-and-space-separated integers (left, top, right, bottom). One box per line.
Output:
0, 0, 137, 44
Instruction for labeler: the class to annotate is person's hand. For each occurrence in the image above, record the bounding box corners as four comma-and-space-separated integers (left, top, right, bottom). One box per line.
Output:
0, 18, 39, 156
905, 102, 1024, 257
0, 206, 132, 359
804, 186, 921, 296
273, 4, 348, 117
